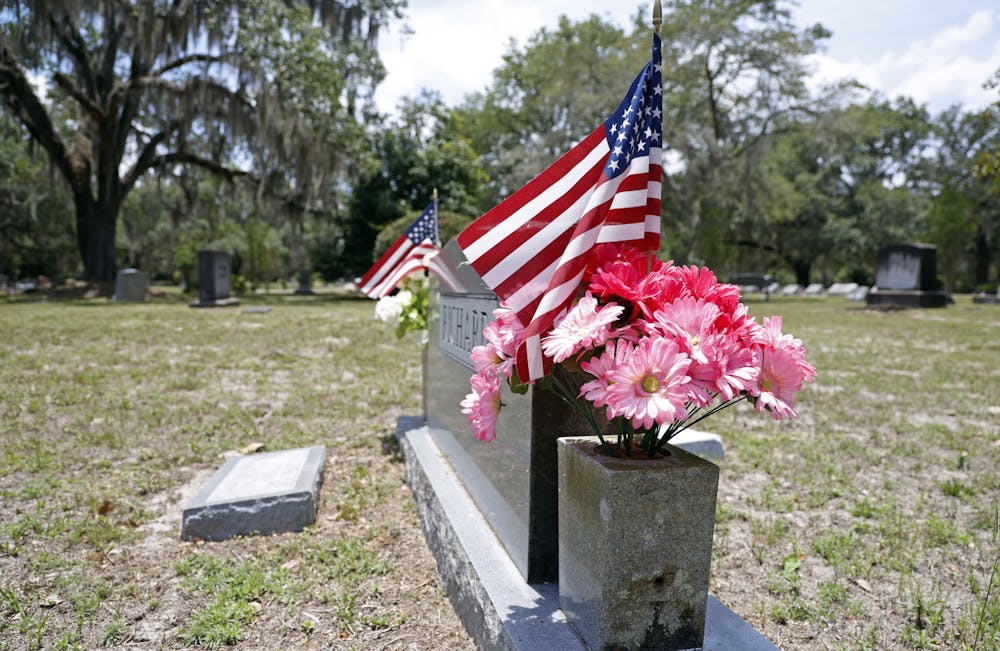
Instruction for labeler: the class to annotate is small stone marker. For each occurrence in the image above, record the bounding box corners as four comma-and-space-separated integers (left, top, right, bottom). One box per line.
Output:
242, 307, 272, 314
826, 282, 858, 297
803, 283, 824, 296
114, 268, 148, 302
846, 285, 870, 302
781, 284, 800, 296
181, 445, 326, 541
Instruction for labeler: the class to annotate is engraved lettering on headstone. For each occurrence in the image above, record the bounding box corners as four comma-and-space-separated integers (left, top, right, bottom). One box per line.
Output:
438, 293, 498, 369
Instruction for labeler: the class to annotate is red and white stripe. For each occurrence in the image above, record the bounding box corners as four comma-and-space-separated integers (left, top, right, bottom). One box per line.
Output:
458, 127, 662, 380
361, 239, 438, 298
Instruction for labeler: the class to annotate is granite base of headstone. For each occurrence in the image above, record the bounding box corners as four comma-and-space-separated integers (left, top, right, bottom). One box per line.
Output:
181, 446, 326, 541
114, 269, 149, 302
867, 243, 949, 308
397, 417, 776, 651
189, 250, 240, 308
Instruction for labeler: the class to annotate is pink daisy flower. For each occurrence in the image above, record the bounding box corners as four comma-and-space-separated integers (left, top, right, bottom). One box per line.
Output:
541, 293, 624, 363
751, 346, 811, 420
754, 316, 817, 383
461, 373, 502, 441
650, 297, 722, 364
492, 304, 525, 356
470, 342, 513, 380
579, 339, 631, 416
605, 338, 693, 429
700, 333, 760, 400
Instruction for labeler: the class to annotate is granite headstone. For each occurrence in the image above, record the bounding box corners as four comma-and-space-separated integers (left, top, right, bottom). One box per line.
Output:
114, 268, 148, 302
867, 243, 949, 308
423, 240, 725, 583
190, 250, 239, 307
294, 268, 314, 295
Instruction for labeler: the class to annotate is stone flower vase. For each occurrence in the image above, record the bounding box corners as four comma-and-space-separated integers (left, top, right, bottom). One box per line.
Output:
557, 437, 719, 651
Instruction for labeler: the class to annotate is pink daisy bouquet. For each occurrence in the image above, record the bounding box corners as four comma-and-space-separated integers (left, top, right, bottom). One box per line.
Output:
462, 244, 816, 458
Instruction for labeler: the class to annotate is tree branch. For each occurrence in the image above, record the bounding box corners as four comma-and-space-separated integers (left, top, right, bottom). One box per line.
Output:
146, 150, 259, 186
0, 39, 82, 190
52, 72, 103, 120
152, 52, 238, 77
50, 14, 97, 99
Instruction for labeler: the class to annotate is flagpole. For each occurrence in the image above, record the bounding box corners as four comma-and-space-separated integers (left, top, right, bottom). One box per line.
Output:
648, 0, 662, 274
432, 187, 440, 247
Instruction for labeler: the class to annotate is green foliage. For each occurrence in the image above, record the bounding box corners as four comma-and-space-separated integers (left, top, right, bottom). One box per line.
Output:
373, 210, 474, 259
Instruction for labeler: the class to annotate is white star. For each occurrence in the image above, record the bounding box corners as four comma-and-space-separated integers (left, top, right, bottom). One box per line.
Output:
613, 145, 623, 156
652, 108, 662, 119
637, 140, 647, 152
609, 123, 618, 134
644, 127, 653, 139
617, 131, 628, 142
608, 159, 620, 171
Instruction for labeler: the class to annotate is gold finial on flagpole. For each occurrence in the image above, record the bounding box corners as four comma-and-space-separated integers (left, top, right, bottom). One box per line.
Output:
652, 0, 662, 35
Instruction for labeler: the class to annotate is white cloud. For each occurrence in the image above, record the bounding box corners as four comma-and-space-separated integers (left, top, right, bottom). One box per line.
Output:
807, 9, 1000, 111
374, 0, 641, 113
377, 2, 1000, 115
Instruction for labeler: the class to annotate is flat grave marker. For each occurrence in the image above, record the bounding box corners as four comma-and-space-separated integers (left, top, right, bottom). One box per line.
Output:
181, 445, 326, 541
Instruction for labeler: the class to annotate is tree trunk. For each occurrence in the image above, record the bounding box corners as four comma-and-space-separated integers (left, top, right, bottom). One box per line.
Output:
74, 192, 119, 282
792, 259, 811, 287
973, 224, 992, 285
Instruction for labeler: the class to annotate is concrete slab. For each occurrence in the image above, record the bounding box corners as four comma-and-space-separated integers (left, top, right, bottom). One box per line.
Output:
397, 417, 777, 651
669, 428, 725, 460
181, 445, 326, 541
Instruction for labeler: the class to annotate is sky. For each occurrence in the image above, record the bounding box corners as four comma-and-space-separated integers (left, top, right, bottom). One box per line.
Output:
373, 0, 1000, 115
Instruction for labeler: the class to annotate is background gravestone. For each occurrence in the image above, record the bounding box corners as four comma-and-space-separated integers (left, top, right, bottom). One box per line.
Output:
114, 268, 148, 302
294, 268, 314, 295
190, 250, 239, 307
867, 243, 949, 308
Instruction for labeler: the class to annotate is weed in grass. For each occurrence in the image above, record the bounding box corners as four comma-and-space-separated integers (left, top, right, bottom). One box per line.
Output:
183, 599, 257, 648
925, 515, 972, 547
306, 537, 392, 585
958, 506, 1000, 650
900, 579, 945, 649
176, 553, 282, 648
852, 498, 882, 519
99, 613, 126, 647
941, 478, 977, 500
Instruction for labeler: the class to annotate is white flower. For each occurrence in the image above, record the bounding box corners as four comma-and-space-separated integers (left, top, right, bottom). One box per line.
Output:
375, 289, 413, 325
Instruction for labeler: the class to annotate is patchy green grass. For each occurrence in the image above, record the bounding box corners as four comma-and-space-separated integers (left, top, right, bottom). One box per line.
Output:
709, 296, 1000, 649
1, 293, 997, 649
0, 294, 470, 650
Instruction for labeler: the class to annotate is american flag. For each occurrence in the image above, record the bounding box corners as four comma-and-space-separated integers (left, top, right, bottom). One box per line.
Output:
360, 202, 439, 298
457, 33, 663, 381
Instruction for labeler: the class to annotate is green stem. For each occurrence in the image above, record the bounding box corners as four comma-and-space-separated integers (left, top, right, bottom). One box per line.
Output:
654, 395, 750, 454
548, 371, 611, 455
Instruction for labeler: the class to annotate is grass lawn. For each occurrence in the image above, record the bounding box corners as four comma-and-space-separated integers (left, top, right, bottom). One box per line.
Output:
0, 291, 997, 650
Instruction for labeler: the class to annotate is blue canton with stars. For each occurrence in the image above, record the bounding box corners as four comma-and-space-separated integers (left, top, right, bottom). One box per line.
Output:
405, 202, 438, 244
603, 33, 662, 179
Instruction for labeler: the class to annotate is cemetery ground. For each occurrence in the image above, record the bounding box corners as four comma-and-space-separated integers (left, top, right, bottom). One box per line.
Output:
0, 291, 997, 651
